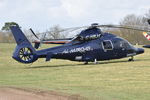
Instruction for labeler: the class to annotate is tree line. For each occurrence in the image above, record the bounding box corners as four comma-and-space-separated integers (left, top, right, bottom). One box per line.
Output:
107, 10, 150, 45
0, 9, 150, 44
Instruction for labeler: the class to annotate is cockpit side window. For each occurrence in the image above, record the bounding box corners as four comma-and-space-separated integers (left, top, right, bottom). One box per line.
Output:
102, 40, 113, 50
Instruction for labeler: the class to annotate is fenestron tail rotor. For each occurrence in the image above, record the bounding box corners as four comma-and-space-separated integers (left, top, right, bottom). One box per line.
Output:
19, 47, 34, 62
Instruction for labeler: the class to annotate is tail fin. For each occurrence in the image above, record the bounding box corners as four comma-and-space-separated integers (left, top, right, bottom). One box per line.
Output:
10, 26, 32, 45
10, 26, 38, 63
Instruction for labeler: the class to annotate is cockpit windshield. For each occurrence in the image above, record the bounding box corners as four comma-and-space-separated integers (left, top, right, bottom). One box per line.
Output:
120, 38, 132, 48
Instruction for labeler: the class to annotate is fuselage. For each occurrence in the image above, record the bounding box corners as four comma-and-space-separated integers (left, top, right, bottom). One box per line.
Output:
10, 26, 144, 64
36, 33, 144, 62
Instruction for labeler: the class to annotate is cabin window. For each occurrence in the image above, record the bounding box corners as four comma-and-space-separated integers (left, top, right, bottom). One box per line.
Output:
102, 40, 113, 50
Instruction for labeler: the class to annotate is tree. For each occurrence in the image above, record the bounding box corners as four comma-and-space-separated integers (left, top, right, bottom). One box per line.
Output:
1, 22, 19, 31
25, 25, 68, 43
144, 9, 150, 25
119, 14, 148, 45
145, 9, 150, 18
0, 31, 15, 43
0, 22, 19, 43
46, 25, 68, 39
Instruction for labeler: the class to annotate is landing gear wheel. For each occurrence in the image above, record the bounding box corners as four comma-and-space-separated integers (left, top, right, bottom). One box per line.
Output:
84, 61, 88, 65
128, 56, 134, 62
94, 59, 99, 64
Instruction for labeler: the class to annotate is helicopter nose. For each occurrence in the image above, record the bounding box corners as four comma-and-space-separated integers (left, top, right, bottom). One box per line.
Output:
136, 48, 144, 54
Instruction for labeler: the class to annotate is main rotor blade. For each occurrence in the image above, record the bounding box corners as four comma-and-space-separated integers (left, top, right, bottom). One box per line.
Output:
30, 28, 40, 40
97, 25, 150, 32
47, 26, 89, 33
57, 24, 150, 33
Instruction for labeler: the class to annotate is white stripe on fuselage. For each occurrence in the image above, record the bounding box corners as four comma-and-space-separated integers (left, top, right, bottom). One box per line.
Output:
62, 46, 93, 54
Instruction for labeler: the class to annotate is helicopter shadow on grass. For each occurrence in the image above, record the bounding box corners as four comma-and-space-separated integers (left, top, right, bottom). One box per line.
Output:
27, 63, 84, 69
26, 59, 146, 69
101, 56, 150, 63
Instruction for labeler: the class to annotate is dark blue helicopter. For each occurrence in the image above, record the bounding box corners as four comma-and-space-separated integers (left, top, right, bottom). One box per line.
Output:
10, 23, 149, 64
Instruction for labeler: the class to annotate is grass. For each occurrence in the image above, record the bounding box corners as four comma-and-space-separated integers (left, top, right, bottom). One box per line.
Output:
0, 43, 150, 100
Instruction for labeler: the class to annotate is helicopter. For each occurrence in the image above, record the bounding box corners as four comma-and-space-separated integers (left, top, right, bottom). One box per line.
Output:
142, 32, 150, 48
140, 19, 150, 48
10, 22, 150, 64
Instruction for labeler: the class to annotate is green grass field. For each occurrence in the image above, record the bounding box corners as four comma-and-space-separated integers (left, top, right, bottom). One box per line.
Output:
0, 43, 150, 100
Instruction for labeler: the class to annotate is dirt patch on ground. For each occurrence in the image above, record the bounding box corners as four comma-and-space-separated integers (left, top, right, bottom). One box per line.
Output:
0, 87, 86, 100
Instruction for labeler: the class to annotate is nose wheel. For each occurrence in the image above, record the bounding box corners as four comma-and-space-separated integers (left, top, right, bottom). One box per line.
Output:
84, 59, 99, 64
128, 56, 134, 61
84, 61, 88, 64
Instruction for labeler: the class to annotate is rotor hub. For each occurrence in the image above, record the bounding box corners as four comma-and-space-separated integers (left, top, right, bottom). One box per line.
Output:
91, 23, 99, 27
